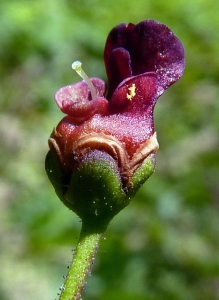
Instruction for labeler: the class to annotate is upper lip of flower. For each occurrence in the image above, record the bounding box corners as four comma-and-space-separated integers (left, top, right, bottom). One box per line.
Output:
104, 19, 185, 100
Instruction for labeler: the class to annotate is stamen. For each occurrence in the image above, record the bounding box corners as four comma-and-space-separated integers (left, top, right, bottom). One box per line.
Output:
72, 61, 97, 100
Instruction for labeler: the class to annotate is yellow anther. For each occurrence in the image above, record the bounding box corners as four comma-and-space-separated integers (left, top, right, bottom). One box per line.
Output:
126, 83, 136, 100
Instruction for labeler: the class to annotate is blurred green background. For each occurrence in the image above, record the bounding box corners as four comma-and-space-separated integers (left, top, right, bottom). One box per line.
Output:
0, 0, 219, 299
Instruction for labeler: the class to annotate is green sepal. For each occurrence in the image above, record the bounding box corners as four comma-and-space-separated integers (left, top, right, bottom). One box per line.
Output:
126, 153, 155, 199
45, 148, 74, 210
45, 149, 155, 232
65, 150, 126, 232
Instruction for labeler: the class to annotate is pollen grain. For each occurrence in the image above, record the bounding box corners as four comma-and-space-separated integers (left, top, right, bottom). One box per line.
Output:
126, 83, 136, 100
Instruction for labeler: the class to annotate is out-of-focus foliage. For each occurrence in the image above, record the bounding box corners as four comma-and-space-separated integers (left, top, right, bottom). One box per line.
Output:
0, 0, 219, 299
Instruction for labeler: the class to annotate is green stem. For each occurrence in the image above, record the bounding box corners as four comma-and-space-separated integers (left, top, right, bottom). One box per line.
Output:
59, 224, 103, 300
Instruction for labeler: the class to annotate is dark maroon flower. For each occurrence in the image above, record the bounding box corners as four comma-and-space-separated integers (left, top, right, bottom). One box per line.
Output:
49, 19, 184, 181
46, 19, 184, 223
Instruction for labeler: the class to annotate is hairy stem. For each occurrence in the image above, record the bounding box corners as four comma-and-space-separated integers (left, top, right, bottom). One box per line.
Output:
59, 225, 103, 300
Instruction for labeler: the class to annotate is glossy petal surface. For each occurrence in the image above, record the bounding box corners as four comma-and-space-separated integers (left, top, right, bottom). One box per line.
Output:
104, 19, 185, 98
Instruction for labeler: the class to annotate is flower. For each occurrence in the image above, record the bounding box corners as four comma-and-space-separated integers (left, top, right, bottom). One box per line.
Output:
45, 19, 184, 227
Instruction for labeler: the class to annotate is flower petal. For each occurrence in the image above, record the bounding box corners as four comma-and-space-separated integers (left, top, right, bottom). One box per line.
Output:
105, 47, 132, 99
54, 78, 108, 124
109, 72, 158, 113
104, 19, 185, 97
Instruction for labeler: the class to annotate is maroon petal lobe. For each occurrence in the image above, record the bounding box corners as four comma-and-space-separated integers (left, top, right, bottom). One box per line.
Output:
54, 78, 108, 124
104, 19, 185, 97
110, 72, 158, 114
105, 47, 132, 99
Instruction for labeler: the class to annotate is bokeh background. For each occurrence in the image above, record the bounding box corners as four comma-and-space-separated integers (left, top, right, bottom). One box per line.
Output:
1, 1, 219, 299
